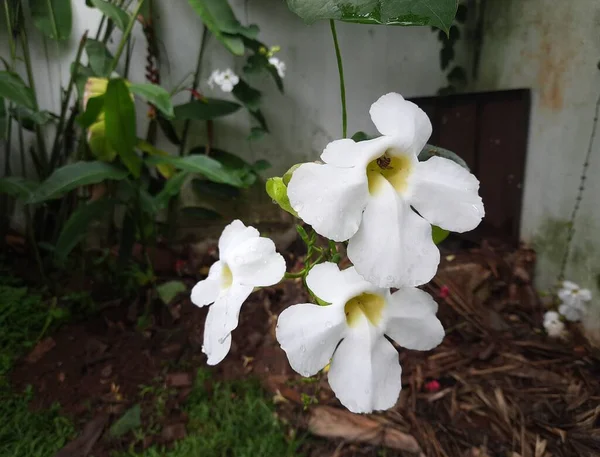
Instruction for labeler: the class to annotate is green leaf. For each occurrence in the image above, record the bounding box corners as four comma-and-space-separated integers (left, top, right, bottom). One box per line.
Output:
146, 154, 245, 188
286, 0, 458, 33
29, 0, 72, 40
104, 79, 140, 177
418, 144, 469, 170
88, 0, 131, 31
154, 171, 189, 209
77, 95, 104, 128
0, 177, 39, 201
266, 177, 297, 217
187, 0, 258, 55
55, 198, 115, 262
0, 72, 36, 110
231, 80, 262, 111
85, 39, 113, 77
432, 225, 449, 244
351, 131, 372, 142
192, 178, 240, 199
109, 404, 141, 438
157, 114, 180, 145
129, 83, 175, 119
252, 159, 271, 173
71, 63, 95, 99
0, 97, 7, 140
190, 147, 257, 186
11, 106, 55, 131
29, 161, 128, 204
242, 42, 284, 92
156, 280, 187, 305
174, 98, 241, 121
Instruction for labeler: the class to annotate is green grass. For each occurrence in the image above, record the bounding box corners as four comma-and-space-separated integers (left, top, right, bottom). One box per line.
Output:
122, 369, 303, 457
0, 277, 76, 457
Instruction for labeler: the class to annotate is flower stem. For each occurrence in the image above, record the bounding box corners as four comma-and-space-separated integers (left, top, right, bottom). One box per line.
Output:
108, 0, 146, 75
329, 19, 347, 138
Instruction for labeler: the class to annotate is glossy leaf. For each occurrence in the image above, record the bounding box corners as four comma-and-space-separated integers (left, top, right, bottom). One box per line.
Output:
432, 225, 449, 244
77, 95, 104, 128
55, 198, 115, 262
29, 0, 72, 40
104, 79, 140, 176
29, 161, 128, 204
189, 147, 257, 186
11, 106, 55, 131
266, 177, 297, 217
0, 177, 39, 201
154, 171, 189, 209
85, 39, 113, 77
146, 154, 245, 188
0, 72, 36, 111
286, 0, 457, 33
89, 0, 130, 31
173, 98, 241, 121
156, 280, 186, 305
129, 83, 175, 119
418, 143, 469, 170
187, 0, 258, 55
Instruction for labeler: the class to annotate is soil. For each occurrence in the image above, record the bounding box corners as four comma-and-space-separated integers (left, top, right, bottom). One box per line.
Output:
9, 240, 600, 457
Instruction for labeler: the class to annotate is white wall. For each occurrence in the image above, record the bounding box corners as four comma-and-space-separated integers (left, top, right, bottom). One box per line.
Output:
474, 0, 600, 323
0, 0, 453, 177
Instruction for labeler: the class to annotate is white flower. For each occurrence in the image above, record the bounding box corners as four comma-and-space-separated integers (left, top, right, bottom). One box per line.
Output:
207, 68, 239, 93
275, 262, 444, 413
557, 280, 591, 322
287, 93, 484, 288
191, 220, 285, 365
268, 57, 286, 79
543, 311, 565, 338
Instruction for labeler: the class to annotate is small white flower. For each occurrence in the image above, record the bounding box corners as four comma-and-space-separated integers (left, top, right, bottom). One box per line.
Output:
543, 311, 565, 338
557, 280, 591, 322
276, 262, 445, 413
287, 93, 484, 288
268, 57, 286, 79
207, 68, 239, 93
191, 220, 285, 365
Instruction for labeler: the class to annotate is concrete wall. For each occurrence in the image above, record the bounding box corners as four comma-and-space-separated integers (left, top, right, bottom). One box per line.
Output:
474, 0, 600, 319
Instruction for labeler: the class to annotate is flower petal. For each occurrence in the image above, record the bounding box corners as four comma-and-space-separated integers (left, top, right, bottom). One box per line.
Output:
288, 163, 369, 242
409, 156, 484, 233
276, 302, 346, 377
562, 280, 579, 291
320, 137, 392, 168
218, 220, 259, 259
385, 288, 445, 351
190, 261, 224, 307
579, 289, 592, 301
226, 237, 286, 287
202, 283, 253, 365
558, 303, 584, 322
328, 328, 402, 413
369, 93, 432, 154
347, 180, 439, 287
305, 262, 375, 304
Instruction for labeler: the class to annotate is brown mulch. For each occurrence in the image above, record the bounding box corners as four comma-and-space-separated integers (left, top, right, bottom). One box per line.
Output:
10, 240, 600, 457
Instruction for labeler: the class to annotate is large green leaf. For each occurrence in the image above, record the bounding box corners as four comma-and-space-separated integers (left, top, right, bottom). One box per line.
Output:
0, 97, 6, 140
129, 83, 175, 119
29, 0, 73, 40
0, 177, 39, 201
85, 39, 113, 77
29, 161, 128, 204
88, 0, 130, 31
173, 98, 241, 121
10, 106, 55, 131
54, 198, 115, 262
286, 0, 458, 33
146, 155, 245, 188
104, 79, 140, 177
232, 80, 261, 112
0, 72, 36, 111
187, 0, 258, 55
189, 147, 257, 186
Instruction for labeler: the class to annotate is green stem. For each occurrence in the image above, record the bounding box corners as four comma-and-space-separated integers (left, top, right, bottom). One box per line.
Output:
3, 0, 16, 61
20, 21, 49, 176
179, 25, 209, 156
45, 0, 60, 39
49, 31, 88, 169
108, 0, 146, 75
329, 20, 347, 138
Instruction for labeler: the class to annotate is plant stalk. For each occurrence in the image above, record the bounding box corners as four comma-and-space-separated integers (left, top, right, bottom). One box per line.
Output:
108, 0, 146, 75
329, 20, 347, 138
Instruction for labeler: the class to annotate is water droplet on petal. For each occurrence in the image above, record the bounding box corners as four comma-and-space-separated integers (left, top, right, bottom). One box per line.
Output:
300, 345, 307, 353
302, 371, 310, 377
325, 321, 333, 329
